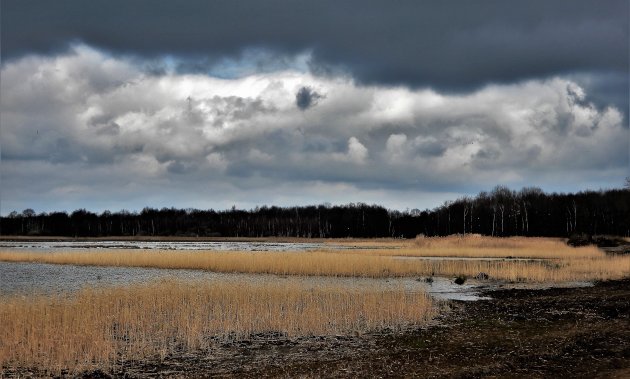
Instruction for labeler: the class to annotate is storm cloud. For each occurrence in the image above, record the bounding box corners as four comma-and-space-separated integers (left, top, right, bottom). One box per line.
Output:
1, 45, 626, 213
2, 0, 628, 94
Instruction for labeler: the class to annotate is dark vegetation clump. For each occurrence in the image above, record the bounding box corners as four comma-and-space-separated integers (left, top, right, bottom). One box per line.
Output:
592, 236, 624, 248
81, 369, 111, 379
474, 272, 489, 280
567, 233, 592, 247
415, 276, 433, 284
454, 275, 467, 285
567, 234, 629, 248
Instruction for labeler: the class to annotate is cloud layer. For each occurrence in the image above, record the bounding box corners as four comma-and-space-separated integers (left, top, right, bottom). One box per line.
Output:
3, 1, 628, 92
1, 46, 627, 213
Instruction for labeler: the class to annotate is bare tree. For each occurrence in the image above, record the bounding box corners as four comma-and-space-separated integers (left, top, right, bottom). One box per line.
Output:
463, 203, 469, 235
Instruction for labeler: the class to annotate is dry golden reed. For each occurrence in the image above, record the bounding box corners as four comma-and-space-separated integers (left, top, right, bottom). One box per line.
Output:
0, 279, 435, 374
345, 235, 606, 259
1, 241, 629, 282
412, 235, 599, 256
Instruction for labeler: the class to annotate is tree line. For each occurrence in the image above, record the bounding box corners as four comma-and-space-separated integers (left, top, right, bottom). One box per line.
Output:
1, 186, 628, 238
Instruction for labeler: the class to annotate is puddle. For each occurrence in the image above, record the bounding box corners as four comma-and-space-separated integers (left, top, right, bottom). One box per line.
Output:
415, 277, 492, 301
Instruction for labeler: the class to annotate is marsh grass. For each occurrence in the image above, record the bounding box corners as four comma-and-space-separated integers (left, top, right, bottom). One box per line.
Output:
326, 238, 412, 248
0, 279, 435, 374
1, 236, 629, 375
412, 235, 602, 257
0, 244, 628, 282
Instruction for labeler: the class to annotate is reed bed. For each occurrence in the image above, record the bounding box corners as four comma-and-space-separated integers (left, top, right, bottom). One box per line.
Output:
318, 236, 605, 262
348, 247, 602, 259
326, 238, 412, 248
415, 234, 564, 248
410, 235, 603, 258
0, 250, 403, 277
0, 279, 436, 374
1, 247, 629, 282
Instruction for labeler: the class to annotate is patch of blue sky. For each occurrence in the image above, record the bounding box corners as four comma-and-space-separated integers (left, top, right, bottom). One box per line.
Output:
205, 48, 312, 79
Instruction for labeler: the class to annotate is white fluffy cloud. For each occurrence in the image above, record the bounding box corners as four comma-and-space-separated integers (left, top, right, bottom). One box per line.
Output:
1, 45, 627, 213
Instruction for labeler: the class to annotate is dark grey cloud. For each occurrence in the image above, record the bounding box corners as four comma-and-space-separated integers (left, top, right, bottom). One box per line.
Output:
2, 0, 627, 94
295, 86, 323, 110
568, 72, 629, 121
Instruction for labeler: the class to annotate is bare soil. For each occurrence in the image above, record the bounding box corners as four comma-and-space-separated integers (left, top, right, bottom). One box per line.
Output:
4, 278, 629, 378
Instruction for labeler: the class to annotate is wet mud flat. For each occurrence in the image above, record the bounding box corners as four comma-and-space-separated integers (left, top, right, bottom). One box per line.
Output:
8, 278, 626, 379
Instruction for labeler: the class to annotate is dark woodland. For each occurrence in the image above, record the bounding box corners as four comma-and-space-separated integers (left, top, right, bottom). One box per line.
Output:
2, 186, 629, 238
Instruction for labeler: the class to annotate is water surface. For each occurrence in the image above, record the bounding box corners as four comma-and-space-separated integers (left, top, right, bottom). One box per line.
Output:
0, 261, 491, 301
0, 240, 326, 251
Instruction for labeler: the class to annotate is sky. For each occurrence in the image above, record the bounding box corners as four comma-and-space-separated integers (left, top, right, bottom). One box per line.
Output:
1, 0, 629, 215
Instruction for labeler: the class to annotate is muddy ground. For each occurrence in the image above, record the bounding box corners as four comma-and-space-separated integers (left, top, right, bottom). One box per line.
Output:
105, 279, 630, 378
5, 278, 629, 379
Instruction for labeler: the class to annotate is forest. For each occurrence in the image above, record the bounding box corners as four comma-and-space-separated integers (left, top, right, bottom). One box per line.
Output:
1, 186, 629, 238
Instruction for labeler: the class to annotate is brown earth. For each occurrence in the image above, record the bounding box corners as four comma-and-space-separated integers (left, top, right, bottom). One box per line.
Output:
5, 278, 630, 379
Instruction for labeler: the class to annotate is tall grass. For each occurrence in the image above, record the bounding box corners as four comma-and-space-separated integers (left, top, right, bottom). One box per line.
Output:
354, 235, 606, 259
413, 235, 602, 257
1, 246, 629, 282
0, 279, 436, 374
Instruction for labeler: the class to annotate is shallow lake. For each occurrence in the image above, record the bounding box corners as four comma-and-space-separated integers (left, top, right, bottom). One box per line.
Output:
0, 240, 328, 251
0, 241, 590, 302
0, 261, 491, 301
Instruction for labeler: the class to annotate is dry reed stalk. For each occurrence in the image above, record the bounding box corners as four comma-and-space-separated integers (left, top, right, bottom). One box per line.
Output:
414, 235, 573, 249
341, 245, 604, 259
1, 247, 629, 282
0, 279, 436, 375
325, 239, 413, 248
